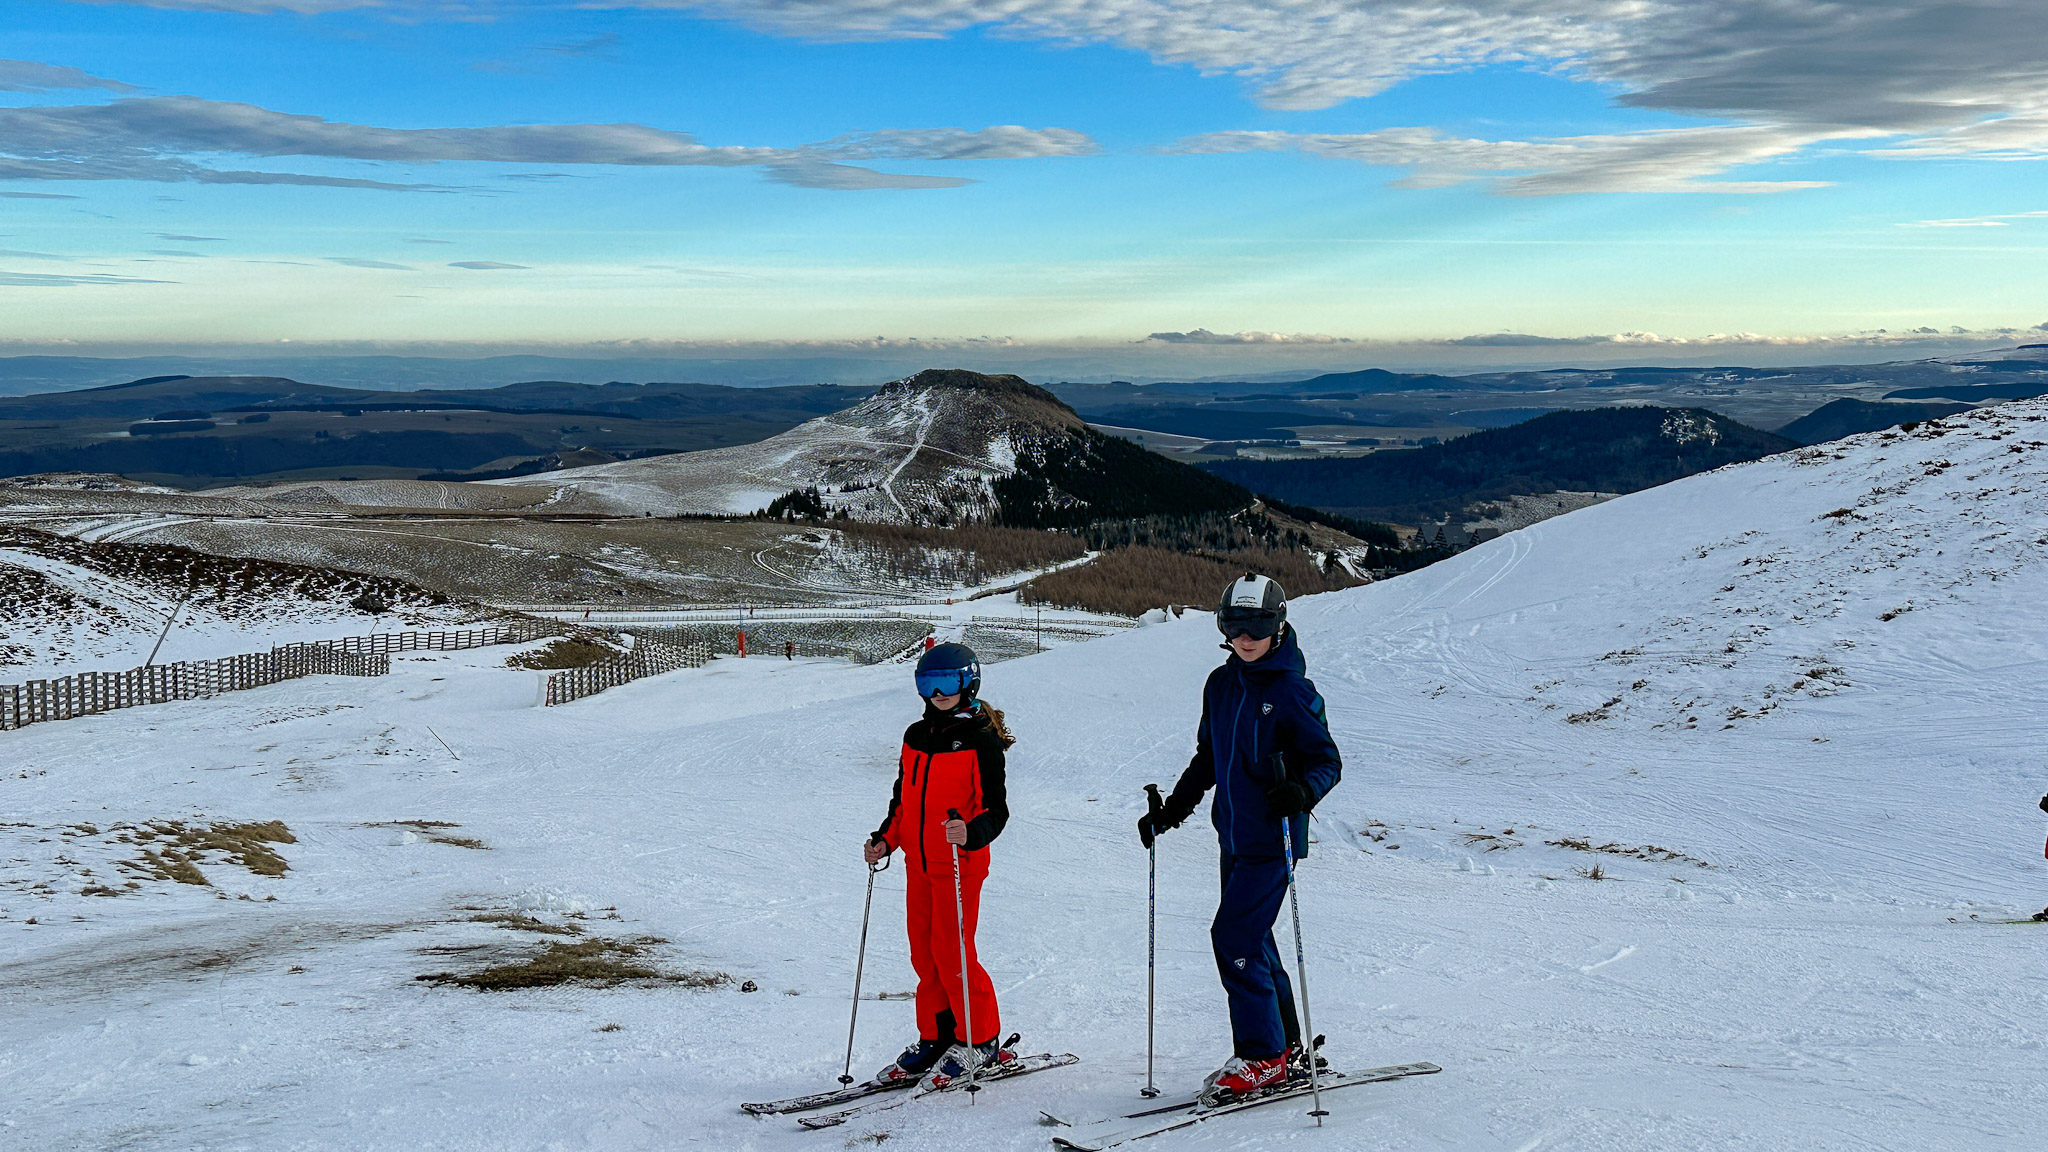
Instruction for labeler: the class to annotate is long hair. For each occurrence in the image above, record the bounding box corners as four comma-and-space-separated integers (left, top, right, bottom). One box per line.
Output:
979, 702, 1017, 748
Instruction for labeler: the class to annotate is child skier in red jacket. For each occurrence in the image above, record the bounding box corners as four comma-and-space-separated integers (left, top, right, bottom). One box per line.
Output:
863, 642, 1016, 1089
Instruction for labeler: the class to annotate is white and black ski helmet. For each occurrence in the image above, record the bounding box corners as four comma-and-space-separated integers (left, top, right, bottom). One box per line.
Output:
1216, 572, 1286, 640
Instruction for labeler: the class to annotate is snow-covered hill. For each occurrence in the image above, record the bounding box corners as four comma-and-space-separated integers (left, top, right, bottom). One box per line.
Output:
483, 368, 1086, 521
0, 528, 494, 679
3, 403, 2045, 1149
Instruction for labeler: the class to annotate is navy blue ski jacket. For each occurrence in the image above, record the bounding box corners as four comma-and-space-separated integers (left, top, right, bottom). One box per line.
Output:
1166, 627, 1342, 860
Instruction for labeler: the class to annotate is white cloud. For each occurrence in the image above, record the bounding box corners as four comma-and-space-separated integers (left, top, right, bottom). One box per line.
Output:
0, 269, 175, 286
325, 257, 413, 270
1173, 123, 1843, 195
0, 59, 137, 93
0, 91, 1097, 191
809, 126, 1099, 161
765, 161, 972, 189
448, 260, 529, 269
1146, 328, 1352, 344
1902, 210, 2048, 228
62, 0, 377, 10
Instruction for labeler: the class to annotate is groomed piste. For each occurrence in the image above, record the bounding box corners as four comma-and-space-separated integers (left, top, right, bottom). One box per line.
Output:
3, 403, 2046, 1150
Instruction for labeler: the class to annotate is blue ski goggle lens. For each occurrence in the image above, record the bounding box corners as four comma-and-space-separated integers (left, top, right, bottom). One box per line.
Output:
915, 667, 975, 699
1217, 608, 1281, 641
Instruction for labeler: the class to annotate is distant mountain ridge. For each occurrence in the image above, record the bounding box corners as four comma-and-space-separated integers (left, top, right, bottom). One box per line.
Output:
1776, 398, 1971, 446
0, 374, 875, 423
0, 375, 880, 488
1204, 407, 1797, 526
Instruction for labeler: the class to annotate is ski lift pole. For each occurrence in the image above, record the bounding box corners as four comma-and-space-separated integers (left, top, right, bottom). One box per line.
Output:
145, 583, 194, 667
1280, 815, 1326, 1124
839, 843, 888, 1086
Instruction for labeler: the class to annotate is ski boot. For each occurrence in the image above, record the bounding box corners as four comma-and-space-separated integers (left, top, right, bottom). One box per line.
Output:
876, 1038, 950, 1085
921, 1036, 1017, 1091
1198, 1052, 1288, 1106
2033, 908, 2048, 922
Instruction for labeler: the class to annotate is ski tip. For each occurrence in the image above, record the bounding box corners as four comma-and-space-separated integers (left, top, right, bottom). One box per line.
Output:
1039, 1111, 1072, 1127
1051, 1139, 1103, 1152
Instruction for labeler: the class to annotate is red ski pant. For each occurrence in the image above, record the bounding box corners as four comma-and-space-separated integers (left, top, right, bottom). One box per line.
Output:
905, 849, 1000, 1046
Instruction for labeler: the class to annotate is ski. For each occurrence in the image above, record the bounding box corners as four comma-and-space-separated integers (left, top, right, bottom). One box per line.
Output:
741, 1076, 915, 1116
1047, 1062, 1442, 1151
796, 1052, 1080, 1130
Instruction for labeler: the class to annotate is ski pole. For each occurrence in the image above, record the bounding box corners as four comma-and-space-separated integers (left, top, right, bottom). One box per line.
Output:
1280, 815, 1326, 1124
1142, 783, 1164, 1098
947, 809, 980, 1100
840, 841, 888, 1086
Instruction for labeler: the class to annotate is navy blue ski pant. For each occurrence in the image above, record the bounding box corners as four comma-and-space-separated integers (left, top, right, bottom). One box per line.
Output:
1211, 853, 1302, 1060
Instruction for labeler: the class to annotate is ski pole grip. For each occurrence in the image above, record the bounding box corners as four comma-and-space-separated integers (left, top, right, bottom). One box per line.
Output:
1145, 783, 1164, 819
947, 808, 962, 821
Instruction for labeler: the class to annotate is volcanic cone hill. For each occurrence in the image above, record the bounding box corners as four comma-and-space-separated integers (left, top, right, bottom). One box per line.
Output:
437, 368, 1252, 526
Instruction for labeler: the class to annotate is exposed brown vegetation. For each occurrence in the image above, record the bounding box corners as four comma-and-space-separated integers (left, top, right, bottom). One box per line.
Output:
1019, 544, 1360, 617
418, 936, 731, 992
504, 637, 621, 670
834, 521, 1085, 586
471, 912, 582, 936
1550, 836, 1710, 868
0, 525, 460, 618
373, 820, 489, 850
117, 819, 296, 886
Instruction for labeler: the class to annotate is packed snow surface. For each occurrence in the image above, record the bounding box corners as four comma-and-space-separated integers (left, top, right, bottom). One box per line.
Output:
4, 404, 2047, 1150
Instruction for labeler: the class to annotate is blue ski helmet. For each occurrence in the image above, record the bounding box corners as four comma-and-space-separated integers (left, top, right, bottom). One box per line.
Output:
915, 642, 981, 702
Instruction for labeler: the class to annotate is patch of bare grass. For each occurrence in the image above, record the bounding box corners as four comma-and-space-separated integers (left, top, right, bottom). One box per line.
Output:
417, 936, 731, 992
471, 912, 581, 936
1021, 544, 1357, 617
505, 637, 622, 670
117, 819, 296, 886
372, 820, 489, 850
1550, 835, 1710, 868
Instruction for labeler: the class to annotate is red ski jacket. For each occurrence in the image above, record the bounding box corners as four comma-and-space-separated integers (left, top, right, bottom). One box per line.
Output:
873, 703, 1011, 874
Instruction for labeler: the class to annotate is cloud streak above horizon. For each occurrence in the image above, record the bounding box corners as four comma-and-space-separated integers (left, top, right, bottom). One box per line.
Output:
0, 93, 1097, 190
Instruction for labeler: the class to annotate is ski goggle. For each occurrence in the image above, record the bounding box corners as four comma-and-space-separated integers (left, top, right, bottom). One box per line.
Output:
915, 666, 976, 699
1217, 607, 1282, 641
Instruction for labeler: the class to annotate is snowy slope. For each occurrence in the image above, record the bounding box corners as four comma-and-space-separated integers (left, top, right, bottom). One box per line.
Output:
3, 403, 2046, 1150
480, 370, 1075, 520
0, 533, 491, 680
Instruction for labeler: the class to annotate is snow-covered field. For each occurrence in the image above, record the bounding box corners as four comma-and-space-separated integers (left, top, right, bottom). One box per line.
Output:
4, 404, 2047, 1150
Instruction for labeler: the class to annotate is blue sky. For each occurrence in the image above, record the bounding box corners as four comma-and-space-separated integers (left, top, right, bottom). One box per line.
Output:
3, 0, 2046, 371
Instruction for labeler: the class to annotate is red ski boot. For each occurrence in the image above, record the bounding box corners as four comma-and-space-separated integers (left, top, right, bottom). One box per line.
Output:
1199, 1052, 1289, 1106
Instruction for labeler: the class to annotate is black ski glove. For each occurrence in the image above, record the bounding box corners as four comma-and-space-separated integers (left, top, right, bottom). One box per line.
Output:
1265, 778, 1315, 818
2039, 793, 2048, 815
1138, 790, 1197, 848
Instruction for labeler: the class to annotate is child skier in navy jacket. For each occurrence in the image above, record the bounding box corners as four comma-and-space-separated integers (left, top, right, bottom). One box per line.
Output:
1140, 573, 1342, 1104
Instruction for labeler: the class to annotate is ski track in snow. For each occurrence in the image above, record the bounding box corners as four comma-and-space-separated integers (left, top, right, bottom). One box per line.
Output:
3, 405, 2048, 1149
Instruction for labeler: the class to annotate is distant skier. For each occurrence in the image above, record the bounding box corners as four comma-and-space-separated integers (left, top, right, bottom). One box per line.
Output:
1138, 573, 1342, 1105
864, 642, 1017, 1089
785, 639, 796, 661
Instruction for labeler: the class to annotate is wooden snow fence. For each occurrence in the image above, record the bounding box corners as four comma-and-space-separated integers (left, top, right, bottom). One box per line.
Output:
310, 619, 559, 657
0, 619, 559, 732
543, 632, 715, 707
